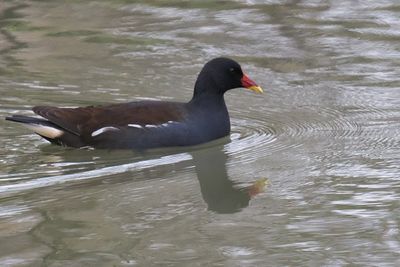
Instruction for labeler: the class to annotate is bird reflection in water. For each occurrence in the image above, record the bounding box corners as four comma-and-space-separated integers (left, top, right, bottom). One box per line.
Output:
191, 145, 268, 214
36, 142, 268, 214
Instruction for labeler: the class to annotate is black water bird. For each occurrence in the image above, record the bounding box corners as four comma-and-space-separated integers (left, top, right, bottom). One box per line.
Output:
6, 57, 263, 149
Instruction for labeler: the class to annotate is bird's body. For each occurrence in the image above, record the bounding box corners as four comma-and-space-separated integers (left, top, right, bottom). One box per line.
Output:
6, 57, 262, 150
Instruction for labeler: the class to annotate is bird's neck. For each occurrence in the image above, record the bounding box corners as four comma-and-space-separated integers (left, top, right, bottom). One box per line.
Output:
190, 75, 225, 108
188, 80, 231, 139
189, 91, 225, 107
189, 84, 230, 125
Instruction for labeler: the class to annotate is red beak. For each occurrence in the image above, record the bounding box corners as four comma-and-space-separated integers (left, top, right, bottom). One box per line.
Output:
241, 74, 263, 93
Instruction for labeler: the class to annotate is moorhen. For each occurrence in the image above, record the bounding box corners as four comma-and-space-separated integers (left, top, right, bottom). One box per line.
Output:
6, 57, 263, 149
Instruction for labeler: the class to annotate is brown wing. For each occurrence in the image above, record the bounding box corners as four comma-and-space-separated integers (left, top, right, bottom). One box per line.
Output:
33, 101, 187, 137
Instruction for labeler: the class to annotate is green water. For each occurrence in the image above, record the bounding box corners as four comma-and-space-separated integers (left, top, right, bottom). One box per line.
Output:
1, 1, 400, 266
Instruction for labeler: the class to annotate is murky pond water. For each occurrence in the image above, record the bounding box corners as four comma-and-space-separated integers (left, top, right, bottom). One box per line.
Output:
1, 0, 400, 266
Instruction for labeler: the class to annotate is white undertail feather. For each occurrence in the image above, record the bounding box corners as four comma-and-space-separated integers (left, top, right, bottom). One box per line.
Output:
24, 124, 64, 139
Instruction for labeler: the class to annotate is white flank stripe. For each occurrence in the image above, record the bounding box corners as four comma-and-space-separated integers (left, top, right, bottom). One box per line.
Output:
24, 124, 64, 139
127, 121, 179, 129
128, 124, 143, 128
91, 126, 119, 137
162, 121, 179, 127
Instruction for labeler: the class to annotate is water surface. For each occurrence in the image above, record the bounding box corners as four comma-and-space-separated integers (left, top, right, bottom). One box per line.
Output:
1, 1, 400, 266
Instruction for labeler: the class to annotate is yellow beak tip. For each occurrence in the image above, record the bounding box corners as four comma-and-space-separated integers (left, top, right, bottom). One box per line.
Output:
248, 85, 263, 94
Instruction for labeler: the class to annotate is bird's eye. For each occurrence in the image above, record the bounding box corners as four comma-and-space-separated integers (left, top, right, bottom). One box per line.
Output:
229, 67, 242, 76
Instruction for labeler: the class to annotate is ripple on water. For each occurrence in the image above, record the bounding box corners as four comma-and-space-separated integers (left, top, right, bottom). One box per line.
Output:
226, 104, 363, 164
0, 152, 192, 198
3, 101, 398, 199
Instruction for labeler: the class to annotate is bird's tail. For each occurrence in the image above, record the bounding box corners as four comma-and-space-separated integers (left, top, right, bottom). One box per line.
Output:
5, 115, 64, 139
